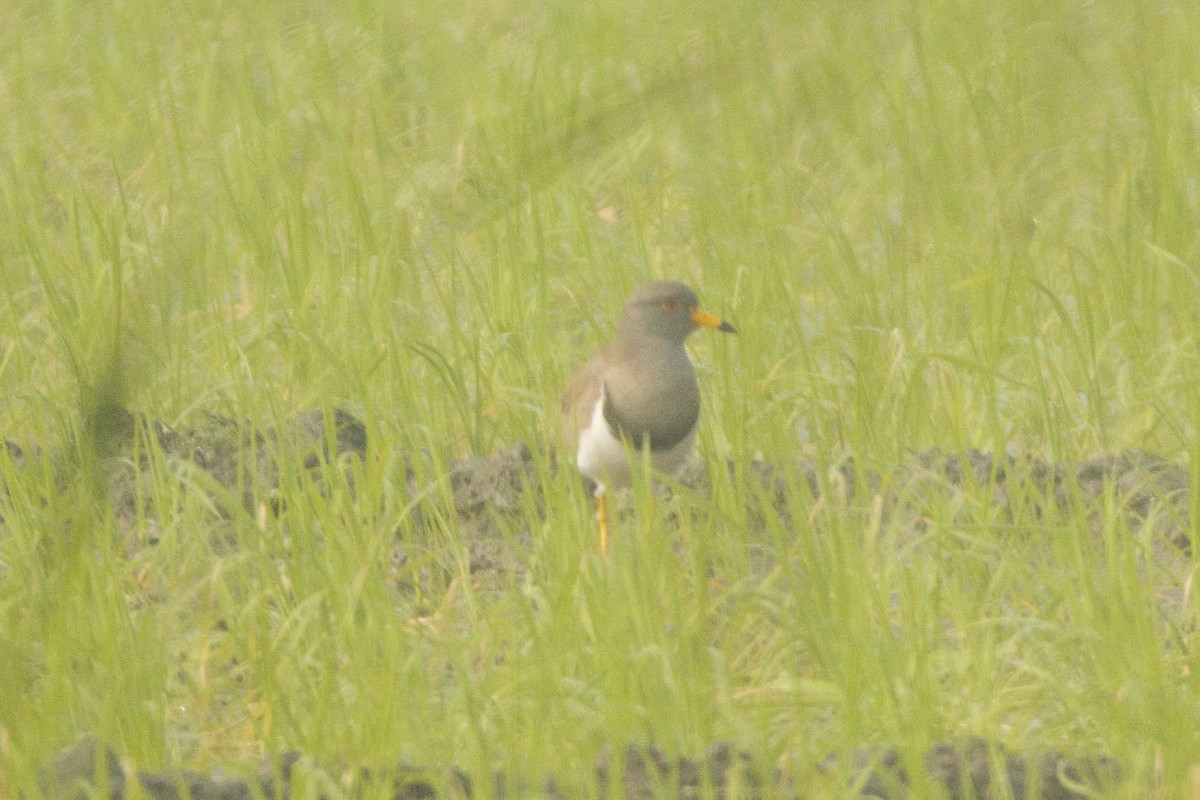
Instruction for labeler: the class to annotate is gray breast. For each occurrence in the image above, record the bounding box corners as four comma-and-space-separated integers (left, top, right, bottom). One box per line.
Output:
601, 364, 700, 451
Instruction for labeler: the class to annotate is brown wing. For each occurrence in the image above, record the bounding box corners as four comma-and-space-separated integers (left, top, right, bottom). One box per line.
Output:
560, 352, 606, 453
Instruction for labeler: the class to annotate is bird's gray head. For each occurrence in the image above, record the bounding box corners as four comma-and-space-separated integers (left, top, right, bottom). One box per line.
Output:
616, 281, 735, 344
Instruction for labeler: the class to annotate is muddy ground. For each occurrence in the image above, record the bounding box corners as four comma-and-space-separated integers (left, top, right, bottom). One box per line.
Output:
9, 406, 1189, 798
41, 734, 1120, 800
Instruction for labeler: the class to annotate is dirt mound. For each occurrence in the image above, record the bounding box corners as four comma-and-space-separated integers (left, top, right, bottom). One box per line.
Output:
5, 408, 1190, 565
42, 735, 1119, 799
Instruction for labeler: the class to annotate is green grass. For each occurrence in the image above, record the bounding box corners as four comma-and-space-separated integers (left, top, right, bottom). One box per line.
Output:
2, 0, 1200, 795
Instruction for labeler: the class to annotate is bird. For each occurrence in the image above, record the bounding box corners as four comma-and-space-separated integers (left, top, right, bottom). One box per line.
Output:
561, 281, 736, 554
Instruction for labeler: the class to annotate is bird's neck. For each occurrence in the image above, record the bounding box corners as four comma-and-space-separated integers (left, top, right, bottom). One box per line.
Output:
609, 332, 687, 365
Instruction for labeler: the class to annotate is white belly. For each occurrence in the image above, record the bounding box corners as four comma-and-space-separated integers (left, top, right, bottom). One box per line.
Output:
575, 394, 696, 494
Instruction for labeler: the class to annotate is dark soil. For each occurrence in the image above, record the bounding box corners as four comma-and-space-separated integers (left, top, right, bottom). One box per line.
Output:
9, 408, 1186, 798
42, 735, 1120, 800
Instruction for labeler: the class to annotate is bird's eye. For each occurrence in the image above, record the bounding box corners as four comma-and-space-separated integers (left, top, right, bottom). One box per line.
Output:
661, 298, 680, 311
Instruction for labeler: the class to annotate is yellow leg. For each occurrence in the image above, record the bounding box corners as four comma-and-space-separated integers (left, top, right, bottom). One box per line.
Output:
597, 491, 609, 556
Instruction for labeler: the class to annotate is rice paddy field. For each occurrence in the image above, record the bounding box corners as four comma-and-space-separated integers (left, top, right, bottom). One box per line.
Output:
2, 0, 1200, 796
